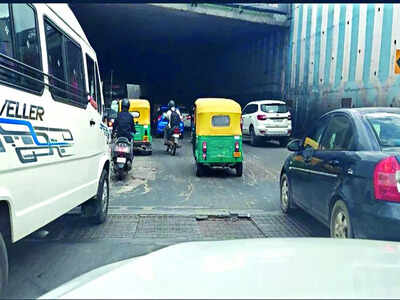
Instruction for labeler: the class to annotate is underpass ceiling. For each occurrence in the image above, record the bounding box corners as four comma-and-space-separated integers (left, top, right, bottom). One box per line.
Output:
70, 3, 276, 84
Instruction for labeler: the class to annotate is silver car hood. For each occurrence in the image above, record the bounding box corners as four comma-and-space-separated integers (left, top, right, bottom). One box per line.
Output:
39, 238, 400, 299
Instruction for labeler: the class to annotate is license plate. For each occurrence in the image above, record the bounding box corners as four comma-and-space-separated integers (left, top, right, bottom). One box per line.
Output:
117, 157, 126, 163
233, 152, 241, 158
172, 134, 179, 138
274, 131, 287, 135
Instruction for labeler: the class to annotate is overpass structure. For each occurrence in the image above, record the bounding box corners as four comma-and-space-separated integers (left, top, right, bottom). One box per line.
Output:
70, 3, 291, 108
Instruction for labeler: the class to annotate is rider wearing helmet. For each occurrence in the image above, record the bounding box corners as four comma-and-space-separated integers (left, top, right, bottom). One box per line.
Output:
164, 100, 182, 145
112, 98, 136, 160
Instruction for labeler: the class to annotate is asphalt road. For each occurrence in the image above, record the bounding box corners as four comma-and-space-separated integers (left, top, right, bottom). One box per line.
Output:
109, 133, 287, 213
2, 132, 328, 299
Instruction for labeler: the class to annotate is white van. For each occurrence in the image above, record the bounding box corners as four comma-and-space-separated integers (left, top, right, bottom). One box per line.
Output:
242, 100, 292, 146
0, 3, 110, 292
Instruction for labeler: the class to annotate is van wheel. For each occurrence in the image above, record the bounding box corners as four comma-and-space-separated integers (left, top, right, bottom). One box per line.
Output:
0, 232, 8, 296
86, 169, 109, 225
195, 163, 204, 177
330, 200, 353, 239
235, 162, 243, 177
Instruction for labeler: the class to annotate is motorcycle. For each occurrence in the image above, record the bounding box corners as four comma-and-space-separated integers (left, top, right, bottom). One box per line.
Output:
165, 127, 181, 156
112, 137, 132, 180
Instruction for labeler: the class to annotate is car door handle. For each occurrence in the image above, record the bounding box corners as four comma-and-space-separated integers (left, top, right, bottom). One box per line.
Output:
328, 159, 340, 167
90, 119, 96, 126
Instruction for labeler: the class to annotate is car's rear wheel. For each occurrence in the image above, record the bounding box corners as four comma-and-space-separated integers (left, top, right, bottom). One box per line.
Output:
280, 174, 295, 213
279, 137, 289, 147
330, 200, 353, 238
250, 127, 259, 146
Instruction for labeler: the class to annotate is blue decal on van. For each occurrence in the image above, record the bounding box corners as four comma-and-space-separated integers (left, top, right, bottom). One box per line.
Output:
0, 118, 74, 163
0, 118, 68, 146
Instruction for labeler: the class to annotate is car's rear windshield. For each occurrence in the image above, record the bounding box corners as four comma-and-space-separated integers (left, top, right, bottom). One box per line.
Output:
261, 103, 288, 113
366, 113, 400, 148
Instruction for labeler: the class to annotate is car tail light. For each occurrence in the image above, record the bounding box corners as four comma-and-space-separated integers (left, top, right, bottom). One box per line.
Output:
257, 114, 267, 121
235, 141, 239, 152
373, 156, 400, 202
202, 141, 207, 153
187, 115, 191, 120
288, 129, 292, 136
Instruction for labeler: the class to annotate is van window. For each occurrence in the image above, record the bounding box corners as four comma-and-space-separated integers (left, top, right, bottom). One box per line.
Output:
45, 21, 66, 99
95, 63, 102, 113
0, 4, 43, 93
86, 54, 95, 100
212, 115, 230, 127
45, 19, 85, 106
66, 39, 84, 104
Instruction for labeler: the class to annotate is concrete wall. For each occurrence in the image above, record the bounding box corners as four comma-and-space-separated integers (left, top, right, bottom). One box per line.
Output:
286, 4, 400, 137
163, 28, 289, 108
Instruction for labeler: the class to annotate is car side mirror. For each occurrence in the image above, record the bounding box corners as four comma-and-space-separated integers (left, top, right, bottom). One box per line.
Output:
287, 139, 302, 152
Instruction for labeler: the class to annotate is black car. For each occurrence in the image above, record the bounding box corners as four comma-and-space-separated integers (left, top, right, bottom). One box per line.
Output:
280, 107, 400, 240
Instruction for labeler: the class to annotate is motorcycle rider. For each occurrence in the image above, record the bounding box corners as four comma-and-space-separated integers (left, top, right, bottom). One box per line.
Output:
164, 100, 182, 145
112, 98, 136, 164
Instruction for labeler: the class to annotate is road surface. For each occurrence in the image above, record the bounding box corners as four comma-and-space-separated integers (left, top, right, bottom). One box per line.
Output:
2, 134, 328, 299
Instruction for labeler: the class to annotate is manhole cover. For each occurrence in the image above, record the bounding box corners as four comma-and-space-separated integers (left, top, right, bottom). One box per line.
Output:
252, 214, 311, 237
197, 218, 264, 240
134, 215, 201, 239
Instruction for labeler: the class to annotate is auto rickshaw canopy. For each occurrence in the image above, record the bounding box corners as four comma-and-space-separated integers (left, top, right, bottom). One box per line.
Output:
119, 99, 151, 125
194, 98, 242, 136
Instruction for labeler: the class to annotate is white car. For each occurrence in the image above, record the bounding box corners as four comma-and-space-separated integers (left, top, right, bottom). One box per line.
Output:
40, 238, 400, 299
180, 107, 191, 128
242, 100, 292, 146
0, 3, 110, 292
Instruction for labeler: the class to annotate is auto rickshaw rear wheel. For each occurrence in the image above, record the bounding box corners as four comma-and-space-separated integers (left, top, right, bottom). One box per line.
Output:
195, 163, 204, 177
235, 162, 243, 177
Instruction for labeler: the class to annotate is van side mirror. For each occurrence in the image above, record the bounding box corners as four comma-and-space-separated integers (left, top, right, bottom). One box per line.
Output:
287, 139, 302, 152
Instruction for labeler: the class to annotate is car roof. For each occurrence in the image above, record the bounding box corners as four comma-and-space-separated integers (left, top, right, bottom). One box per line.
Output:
246, 100, 286, 106
322, 107, 400, 118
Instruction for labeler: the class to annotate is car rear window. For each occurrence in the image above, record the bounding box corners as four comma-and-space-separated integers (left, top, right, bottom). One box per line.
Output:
212, 115, 230, 127
366, 113, 400, 148
261, 104, 288, 113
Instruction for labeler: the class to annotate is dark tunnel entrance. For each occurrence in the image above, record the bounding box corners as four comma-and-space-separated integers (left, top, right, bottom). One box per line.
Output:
70, 4, 289, 110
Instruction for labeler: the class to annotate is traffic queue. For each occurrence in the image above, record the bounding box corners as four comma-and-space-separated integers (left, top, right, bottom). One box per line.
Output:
108, 97, 400, 242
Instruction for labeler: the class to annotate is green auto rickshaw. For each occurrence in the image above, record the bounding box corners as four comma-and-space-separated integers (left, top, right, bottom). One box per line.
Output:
119, 99, 152, 155
192, 98, 243, 177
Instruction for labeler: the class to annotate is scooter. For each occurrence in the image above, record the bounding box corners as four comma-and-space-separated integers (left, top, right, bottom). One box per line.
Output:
112, 137, 133, 180
165, 127, 181, 156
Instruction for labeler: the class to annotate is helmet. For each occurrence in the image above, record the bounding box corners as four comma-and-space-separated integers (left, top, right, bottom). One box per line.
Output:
121, 98, 130, 111
168, 100, 175, 108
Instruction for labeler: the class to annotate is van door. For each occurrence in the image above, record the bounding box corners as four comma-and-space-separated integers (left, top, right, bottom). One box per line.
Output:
43, 19, 95, 207
85, 54, 106, 182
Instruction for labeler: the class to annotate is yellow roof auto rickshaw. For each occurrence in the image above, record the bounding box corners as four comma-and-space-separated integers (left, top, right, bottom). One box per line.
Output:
119, 99, 152, 155
192, 98, 243, 177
